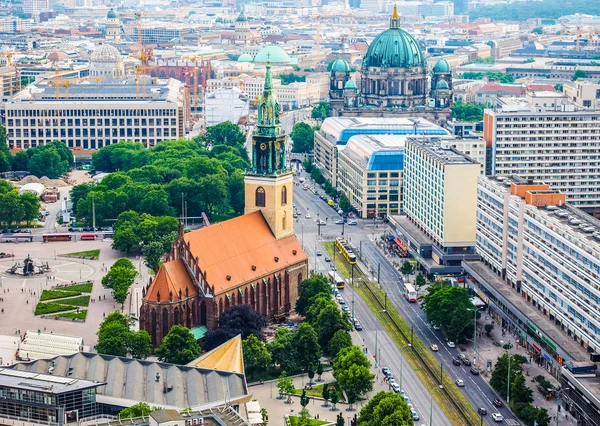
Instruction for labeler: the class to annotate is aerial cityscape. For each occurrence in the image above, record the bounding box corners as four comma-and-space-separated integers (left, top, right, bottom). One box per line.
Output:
0, 0, 599, 425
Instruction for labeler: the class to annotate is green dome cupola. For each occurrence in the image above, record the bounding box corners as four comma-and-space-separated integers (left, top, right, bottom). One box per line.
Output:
107, 8, 117, 19
344, 79, 357, 90
436, 78, 449, 90
362, 2, 426, 69
433, 58, 451, 73
331, 58, 349, 74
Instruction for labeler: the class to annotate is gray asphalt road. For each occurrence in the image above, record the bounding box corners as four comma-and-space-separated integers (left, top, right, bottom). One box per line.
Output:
292, 172, 519, 426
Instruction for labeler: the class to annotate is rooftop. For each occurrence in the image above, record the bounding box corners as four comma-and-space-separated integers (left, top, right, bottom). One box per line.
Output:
340, 134, 406, 171
406, 137, 479, 166
0, 368, 102, 394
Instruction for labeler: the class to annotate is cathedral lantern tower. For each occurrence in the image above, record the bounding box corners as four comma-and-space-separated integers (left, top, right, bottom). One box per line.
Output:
244, 60, 294, 239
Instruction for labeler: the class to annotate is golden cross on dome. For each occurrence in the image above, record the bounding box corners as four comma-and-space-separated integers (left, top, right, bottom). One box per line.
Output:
390, 0, 401, 28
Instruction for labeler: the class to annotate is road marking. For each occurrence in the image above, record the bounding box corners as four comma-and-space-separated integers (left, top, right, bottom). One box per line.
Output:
505, 419, 520, 425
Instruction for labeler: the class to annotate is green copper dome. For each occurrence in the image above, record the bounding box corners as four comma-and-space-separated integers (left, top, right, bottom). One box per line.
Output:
433, 58, 451, 73
362, 5, 426, 69
436, 79, 449, 90
331, 58, 349, 74
254, 45, 290, 64
344, 79, 357, 90
107, 8, 117, 19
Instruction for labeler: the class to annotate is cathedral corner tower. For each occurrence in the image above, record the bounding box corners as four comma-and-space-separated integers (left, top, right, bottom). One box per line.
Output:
244, 60, 294, 239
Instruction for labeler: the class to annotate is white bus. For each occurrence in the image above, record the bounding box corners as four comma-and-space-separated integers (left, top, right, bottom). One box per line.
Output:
403, 283, 417, 303
328, 271, 345, 289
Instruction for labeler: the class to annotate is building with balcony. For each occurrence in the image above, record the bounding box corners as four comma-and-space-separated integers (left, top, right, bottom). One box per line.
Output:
483, 97, 600, 213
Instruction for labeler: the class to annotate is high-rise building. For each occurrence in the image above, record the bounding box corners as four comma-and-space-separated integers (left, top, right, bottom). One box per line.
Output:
484, 97, 600, 213
390, 137, 480, 274
22, 0, 48, 15
453, 0, 468, 15
464, 176, 597, 368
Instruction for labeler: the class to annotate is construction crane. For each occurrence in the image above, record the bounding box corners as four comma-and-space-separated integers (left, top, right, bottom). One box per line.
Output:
0, 52, 16, 96
52, 61, 72, 99
132, 11, 156, 98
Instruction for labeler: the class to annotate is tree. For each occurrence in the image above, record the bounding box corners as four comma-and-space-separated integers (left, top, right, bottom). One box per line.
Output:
28, 147, 67, 179
469, 0, 600, 21
490, 353, 526, 401
311, 101, 330, 121
0, 152, 10, 173
276, 371, 295, 401
96, 312, 151, 359
268, 327, 298, 373
101, 258, 137, 305
485, 323, 494, 337
19, 192, 41, 225
554, 83, 564, 92
357, 391, 414, 425
336, 413, 345, 426
422, 285, 476, 342
142, 241, 165, 273
307, 365, 315, 384
339, 194, 351, 213
300, 389, 310, 409
11, 151, 29, 171
329, 330, 353, 357
452, 100, 485, 121
291, 122, 315, 153
279, 73, 306, 85
330, 388, 340, 411
532, 26, 543, 34
296, 275, 330, 315
510, 372, 533, 406
400, 261, 414, 278
118, 402, 155, 419
242, 334, 271, 379
316, 363, 324, 381
201, 121, 246, 149
294, 323, 322, 369
333, 346, 374, 408
322, 383, 330, 406
573, 69, 588, 81
156, 325, 201, 365
228, 169, 245, 215
204, 305, 268, 351
414, 272, 426, 291
314, 304, 351, 347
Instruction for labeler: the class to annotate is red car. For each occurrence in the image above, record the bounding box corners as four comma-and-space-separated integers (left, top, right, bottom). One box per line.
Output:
493, 399, 503, 407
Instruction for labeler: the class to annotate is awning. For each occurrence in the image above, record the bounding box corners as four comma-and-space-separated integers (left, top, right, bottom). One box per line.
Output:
388, 235, 396, 241
543, 353, 552, 362
532, 344, 542, 352
394, 238, 408, 251
190, 326, 209, 340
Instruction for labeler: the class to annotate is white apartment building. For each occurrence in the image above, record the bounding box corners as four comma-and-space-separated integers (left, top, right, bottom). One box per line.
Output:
337, 134, 405, 218
22, 0, 48, 15
466, 175, 600, 366
2, 78, 188, 150
447, 138, 486, 174
0, 17, 33, 33
390, 137, 480, 274
484, 98, 600, 211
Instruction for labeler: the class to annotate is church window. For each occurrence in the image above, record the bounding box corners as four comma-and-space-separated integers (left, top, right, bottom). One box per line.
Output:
281, 186, 287, 205
256, 187, 266, 207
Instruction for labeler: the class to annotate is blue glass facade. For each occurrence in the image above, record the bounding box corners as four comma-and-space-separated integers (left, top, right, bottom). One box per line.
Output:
368, 151, 405, 171
337, 127, 448, 144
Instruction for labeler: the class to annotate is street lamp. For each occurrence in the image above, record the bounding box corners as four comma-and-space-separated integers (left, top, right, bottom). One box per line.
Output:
469, 306, 485, 365
399, 343, 412, 391
505, 340, 512, 404
429, 385, 444, 426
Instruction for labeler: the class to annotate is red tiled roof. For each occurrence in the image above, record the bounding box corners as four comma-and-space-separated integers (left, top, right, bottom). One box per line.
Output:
183, 211, 307, 294
145, 258, 197, 303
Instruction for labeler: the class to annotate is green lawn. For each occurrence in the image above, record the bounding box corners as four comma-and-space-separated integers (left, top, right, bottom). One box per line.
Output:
35, 302, 79, 315
52, 296, 90, 307
56, 282, 93, 293
57, 310, 87, 321
63, 249, 100, 259
40, 289, 81, 301
287, 416, 329, 426
293, 382, 336, 398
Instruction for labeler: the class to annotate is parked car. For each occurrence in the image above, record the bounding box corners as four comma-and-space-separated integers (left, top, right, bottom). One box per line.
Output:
391, 383, 400, 393
411, 411, 420, 421
342, 305, 350, 312
462, 359, 472, 366
491, 413, 504, 422
447, 341, 456, 348
493, 399, 503, 407
452, 357, 462, 366
354, 321, 363, 331
470, 366, 480, 376
455, 379, 464, 387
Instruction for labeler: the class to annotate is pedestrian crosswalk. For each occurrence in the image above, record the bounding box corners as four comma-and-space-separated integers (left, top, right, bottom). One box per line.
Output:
505, 419, 520, 425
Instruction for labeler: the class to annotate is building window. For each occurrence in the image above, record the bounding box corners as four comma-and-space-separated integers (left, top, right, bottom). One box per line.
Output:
256, 187, 266, 207
281, 185, 287, 205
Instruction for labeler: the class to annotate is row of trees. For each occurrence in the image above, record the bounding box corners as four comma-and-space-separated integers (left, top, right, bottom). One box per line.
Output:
0, 180, 41, 227
110, 210, 179, 256
452, 100, 485, 122
0, 139, 73, 179
490, 352, 551, 426
461, 71, 514, 84
279, 73, 306, 85
469, 0, 600, 20
101, 258, 138, 304
422, 280, 477, 343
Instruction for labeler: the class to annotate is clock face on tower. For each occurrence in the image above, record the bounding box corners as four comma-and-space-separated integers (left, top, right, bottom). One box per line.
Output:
260, 143, 267, 151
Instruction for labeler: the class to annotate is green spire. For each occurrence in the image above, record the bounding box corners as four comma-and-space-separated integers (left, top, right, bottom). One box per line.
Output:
263, 59, 272, 96
257, 58, 279, 130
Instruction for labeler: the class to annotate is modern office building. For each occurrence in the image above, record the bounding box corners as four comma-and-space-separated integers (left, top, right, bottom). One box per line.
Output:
204, 87, 249, 127
337, 134, 405, 218
314, 116, 449, 186
464, 176, 600, 367
483, 97, 600, 213
22, 0, 49, 15
390, 137, 480, 274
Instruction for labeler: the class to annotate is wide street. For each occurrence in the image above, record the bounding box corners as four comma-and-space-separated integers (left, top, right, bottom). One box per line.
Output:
291, 170, 519, 426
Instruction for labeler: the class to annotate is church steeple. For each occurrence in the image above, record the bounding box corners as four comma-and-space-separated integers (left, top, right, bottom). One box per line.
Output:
251, 59, 286, 175
390, 1, 401, 29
